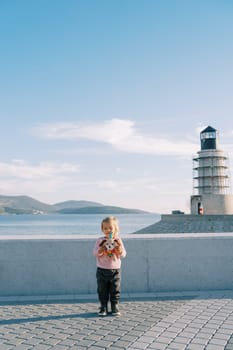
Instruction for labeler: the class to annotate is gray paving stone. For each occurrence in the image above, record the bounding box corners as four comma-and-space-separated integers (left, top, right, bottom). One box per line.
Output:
55, 339, 76, 347
147, 342, 167, 350
102, 347, 126, 350
9, 346, 33, 350
216, 328, 232, 335
91, 339, 114, 347
150, 326, 166, 333
22, 337, 42, 346
171, 336, 190, 344
0, 345, 14, 350
3, 338, 25, 346
227, 335, 233, 343
128, 330, 146, 337
135, 335, 155, 343
186, 344, 205, 350
129, 342, 148, 349
42, 338, 61, 345
225, 346, 233, 350
213, 332, 231, 340
221, 323, 233, 330
205, 344, 225, 350
44, 346, 69, 350
197, 329, 215, 336
153, 335, 172, 344
189, 337, 208, 345
177, 331, 196, 338
85, 334, 105, 341
208, 337, 228, 346
166, 343, 187, 350
75, 339, 96, 346
51, 333, 69, 340
165, 326, 182, 334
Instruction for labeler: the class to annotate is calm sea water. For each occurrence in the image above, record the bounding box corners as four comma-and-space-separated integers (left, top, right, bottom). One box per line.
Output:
0, 213, 160, 235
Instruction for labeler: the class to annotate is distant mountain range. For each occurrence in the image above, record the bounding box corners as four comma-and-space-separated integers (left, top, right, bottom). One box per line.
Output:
0, 195, 150, 215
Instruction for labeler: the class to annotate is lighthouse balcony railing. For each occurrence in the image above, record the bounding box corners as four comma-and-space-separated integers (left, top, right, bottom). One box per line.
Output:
193, 154, 228, 158
193, 176, 230, 180
193, 188, 231, 195
193, 165, 228, 170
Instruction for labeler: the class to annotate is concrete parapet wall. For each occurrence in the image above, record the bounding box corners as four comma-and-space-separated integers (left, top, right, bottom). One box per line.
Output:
0, 233, 233, 298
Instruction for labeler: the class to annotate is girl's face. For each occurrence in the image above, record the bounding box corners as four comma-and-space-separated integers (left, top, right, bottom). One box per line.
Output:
102, 222, 115, 238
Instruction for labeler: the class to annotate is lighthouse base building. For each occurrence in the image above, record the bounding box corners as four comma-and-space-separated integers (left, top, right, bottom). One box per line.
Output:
191, 194, 233, 215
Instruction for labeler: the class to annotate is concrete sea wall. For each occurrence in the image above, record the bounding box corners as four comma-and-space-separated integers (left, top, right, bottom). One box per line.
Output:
0, 233, 233, 298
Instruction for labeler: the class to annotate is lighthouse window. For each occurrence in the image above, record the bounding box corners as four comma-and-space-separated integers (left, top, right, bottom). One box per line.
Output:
201, 132, 215, 139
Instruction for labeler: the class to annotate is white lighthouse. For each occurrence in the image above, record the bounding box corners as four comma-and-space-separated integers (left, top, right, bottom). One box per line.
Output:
190, 126, 233, 215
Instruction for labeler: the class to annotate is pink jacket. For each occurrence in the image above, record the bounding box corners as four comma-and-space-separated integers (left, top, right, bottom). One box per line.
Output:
93, 236, 126, 269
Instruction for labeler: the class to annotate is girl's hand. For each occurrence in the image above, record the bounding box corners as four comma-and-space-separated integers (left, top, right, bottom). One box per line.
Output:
114, 239, 121, 246
114, 240, 123, 255
98, 246, 106, 256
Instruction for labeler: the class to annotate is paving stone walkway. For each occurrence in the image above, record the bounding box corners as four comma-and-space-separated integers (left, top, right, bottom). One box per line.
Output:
0, 291, 232, 350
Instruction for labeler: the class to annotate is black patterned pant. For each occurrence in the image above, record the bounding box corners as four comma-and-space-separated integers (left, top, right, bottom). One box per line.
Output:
96, 267, 121, 306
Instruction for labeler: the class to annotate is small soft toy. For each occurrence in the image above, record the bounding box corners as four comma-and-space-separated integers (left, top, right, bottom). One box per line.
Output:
103, 238, 117, 257
99, 234, 121, 258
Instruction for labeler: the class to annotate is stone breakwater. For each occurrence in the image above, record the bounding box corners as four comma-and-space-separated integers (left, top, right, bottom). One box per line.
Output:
134, 214, 233, 233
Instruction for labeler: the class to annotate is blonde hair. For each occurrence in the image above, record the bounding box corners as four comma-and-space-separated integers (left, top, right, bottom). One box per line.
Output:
101, 216, 119, 238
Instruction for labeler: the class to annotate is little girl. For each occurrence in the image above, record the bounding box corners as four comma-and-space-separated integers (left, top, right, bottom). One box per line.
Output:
93, 216, 126, 316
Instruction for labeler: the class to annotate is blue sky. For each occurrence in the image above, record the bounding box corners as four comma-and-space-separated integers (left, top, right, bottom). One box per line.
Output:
1, 0, 233, 213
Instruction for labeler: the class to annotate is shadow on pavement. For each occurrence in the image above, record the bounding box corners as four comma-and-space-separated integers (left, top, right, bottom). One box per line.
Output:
0, 312, 99, 325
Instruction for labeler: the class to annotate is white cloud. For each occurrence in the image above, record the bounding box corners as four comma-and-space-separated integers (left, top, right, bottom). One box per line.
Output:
0, 160, 81, 200
32, 119, 197, 156
0, 160, 79, 180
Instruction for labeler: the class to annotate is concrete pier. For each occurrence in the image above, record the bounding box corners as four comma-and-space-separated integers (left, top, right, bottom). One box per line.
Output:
134, 214, 233, 233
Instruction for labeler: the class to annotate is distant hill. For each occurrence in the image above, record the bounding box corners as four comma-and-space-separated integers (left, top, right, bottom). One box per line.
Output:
56, 205, 148, 214
0, 195, 150, 214
53, 200, 104, 210
0, 195, 54, 214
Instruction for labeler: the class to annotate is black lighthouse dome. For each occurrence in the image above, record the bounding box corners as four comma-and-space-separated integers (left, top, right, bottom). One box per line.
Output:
200, 126, 218, 150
